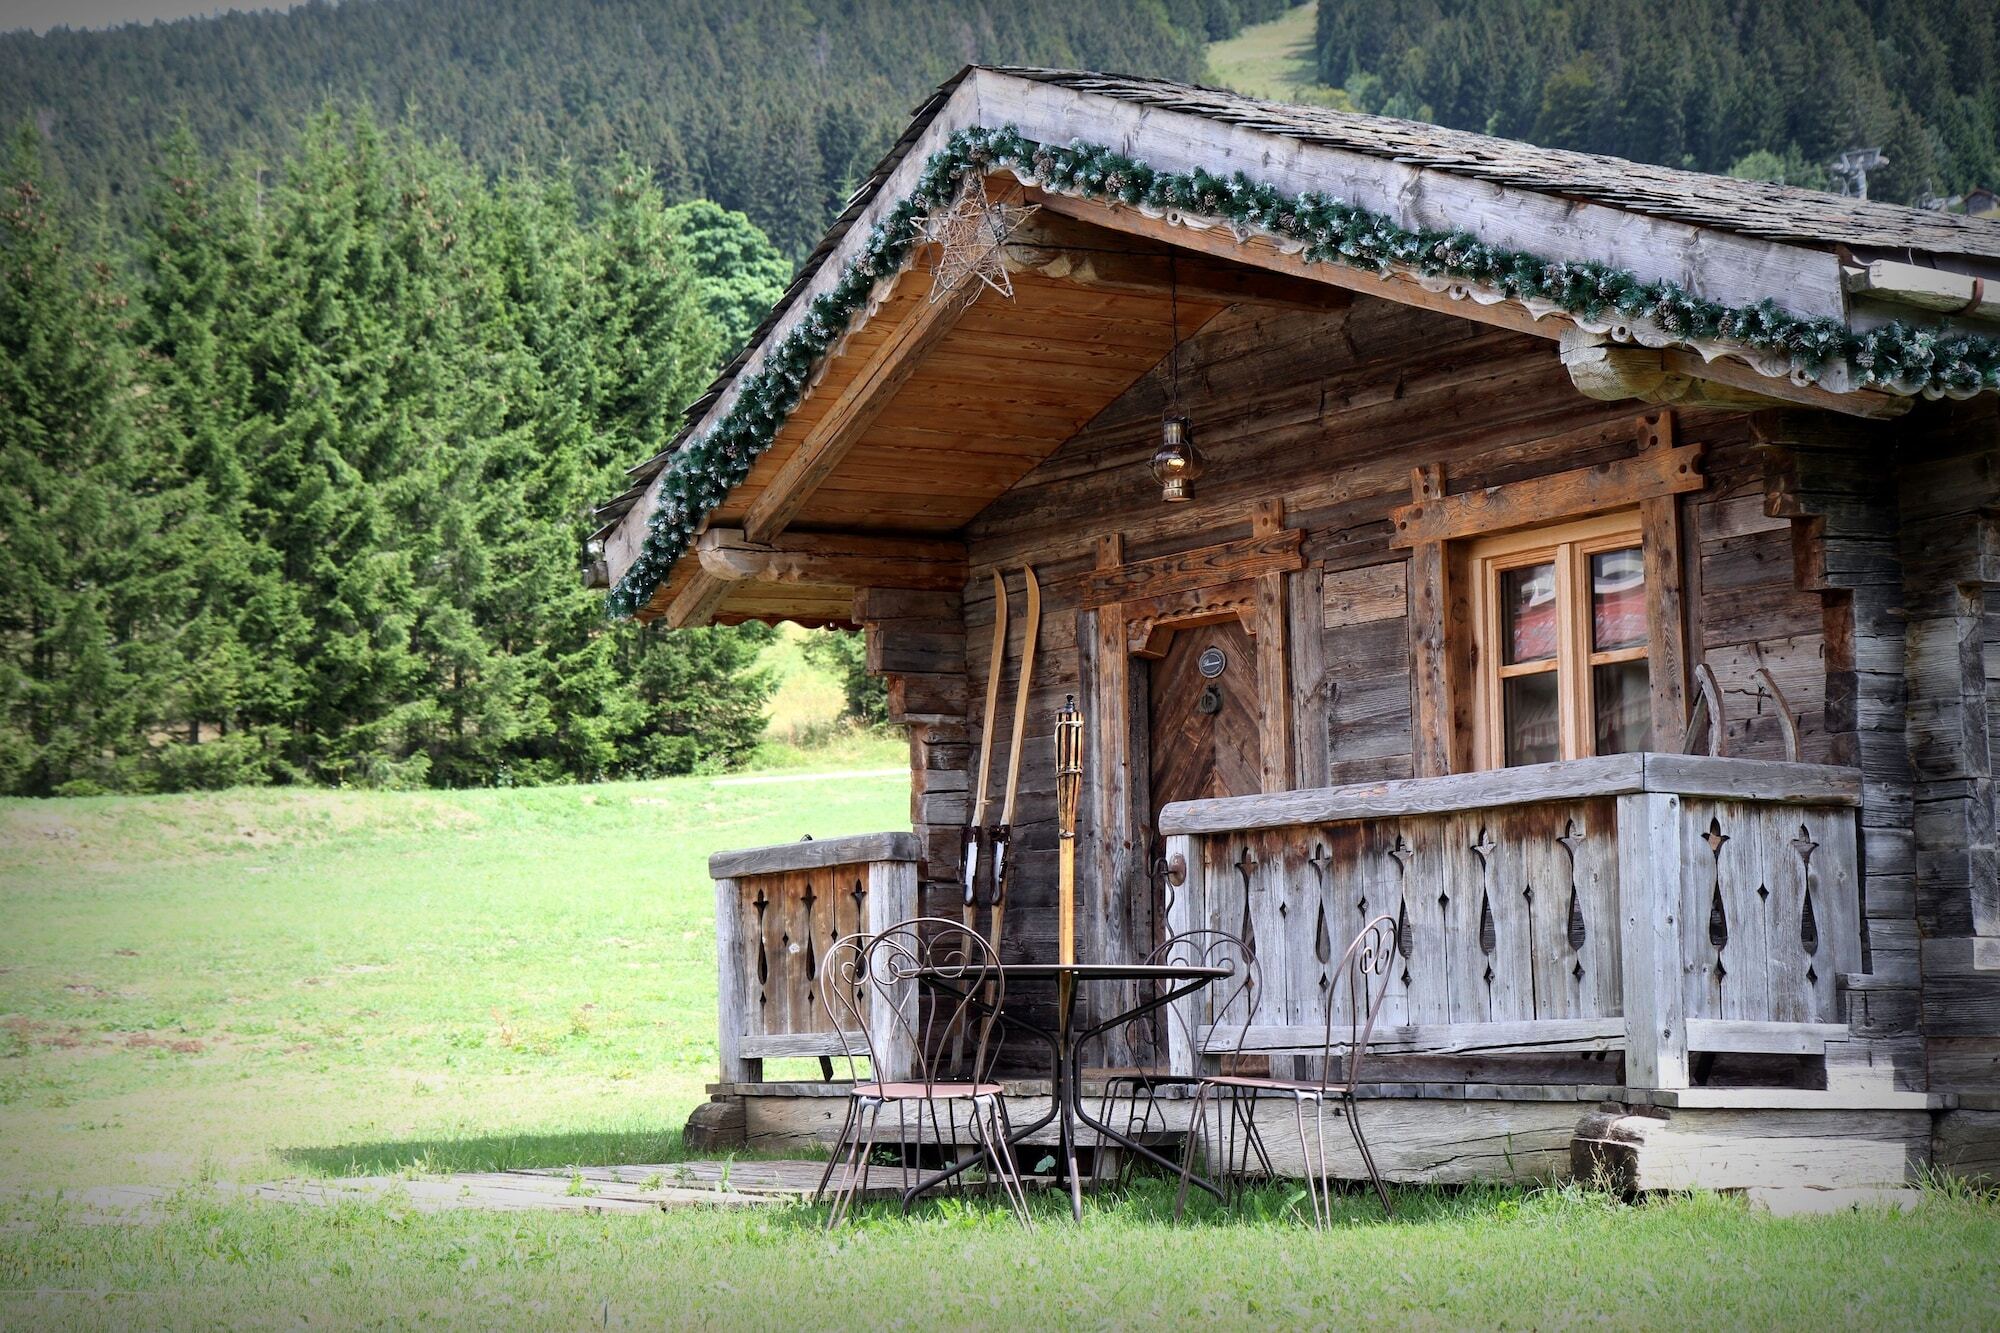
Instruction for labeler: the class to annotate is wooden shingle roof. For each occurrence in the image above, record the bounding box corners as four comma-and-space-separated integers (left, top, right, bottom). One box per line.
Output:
1003, 68, 2000, 263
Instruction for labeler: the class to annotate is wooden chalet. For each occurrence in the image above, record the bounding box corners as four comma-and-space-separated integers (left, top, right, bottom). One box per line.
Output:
594, 69, 2000, 1193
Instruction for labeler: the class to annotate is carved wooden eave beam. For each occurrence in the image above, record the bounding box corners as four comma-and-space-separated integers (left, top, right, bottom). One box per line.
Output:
664, 528, 967, 629
696, 528, 967, 591
1558, 329, 1910, 419
1024, 189, 1913, 422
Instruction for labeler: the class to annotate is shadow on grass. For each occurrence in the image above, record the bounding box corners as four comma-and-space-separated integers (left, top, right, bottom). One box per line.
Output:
277, 1126, 691, 1177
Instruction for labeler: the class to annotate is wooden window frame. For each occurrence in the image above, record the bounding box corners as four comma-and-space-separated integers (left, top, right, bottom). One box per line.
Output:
1467, 509, 1652, 770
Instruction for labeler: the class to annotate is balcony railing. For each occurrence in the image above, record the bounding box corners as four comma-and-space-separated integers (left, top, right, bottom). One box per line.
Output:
1158, 753, 1862, 1090
708, 832, 919, 1084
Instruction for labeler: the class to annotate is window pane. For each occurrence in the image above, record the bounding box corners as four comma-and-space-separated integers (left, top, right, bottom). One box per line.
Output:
1593, 660, 1652, 754
1591, 547, 1647, 651
1503, 671, 1561, 766
1502, 563, 1558, 664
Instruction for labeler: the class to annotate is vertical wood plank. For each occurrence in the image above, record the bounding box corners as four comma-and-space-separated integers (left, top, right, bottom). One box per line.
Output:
1483, 811, 1535, 1023
1619, 792, 1689, 1089
1163, 832, 1203, 1078
1409, 541, 1451, 779
1817, 808, 1863, 986
1525, 806, 1576, 1021
1394, 816, 1452, 1026
866, 858, 918, 1081
713, 876, 756, 1084
1572, 799, 1624, 1019
1638, 412, 1689, 750
1253, 500, 1292, 793
1407, 465, 1452, 778
1088, 534, 1139, 1059
1443, 812, 1491, 1023
1290, 563, 1330, 789
1682, 802, 1727, 1022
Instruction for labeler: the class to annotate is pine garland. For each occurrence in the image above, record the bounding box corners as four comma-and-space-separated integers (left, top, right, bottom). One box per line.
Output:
607, 125, 2000, 618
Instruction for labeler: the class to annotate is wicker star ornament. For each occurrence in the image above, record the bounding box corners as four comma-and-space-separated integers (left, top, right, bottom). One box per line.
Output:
916, 177, 1039, 304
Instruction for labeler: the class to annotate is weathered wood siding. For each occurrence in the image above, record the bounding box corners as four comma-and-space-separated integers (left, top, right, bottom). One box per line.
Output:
854, 291, 1991, 1084
1898, 398, 2000, 1095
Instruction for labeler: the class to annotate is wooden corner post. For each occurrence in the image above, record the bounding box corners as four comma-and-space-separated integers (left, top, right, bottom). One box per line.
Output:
866, 857, 919, 1083
1162, 832, 1204, 1078
1617, 791, 1689, 1089
712, 876, 758, 1085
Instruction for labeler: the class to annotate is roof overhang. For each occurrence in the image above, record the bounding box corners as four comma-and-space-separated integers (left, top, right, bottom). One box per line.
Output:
600, 67, 2000, 626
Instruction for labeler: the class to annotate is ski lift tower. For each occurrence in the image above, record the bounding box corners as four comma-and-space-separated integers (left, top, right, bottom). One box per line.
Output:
1831, 147, 1888, 200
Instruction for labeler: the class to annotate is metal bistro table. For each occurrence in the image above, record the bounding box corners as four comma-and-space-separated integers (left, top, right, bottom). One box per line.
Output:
910, 960, 1233, 1220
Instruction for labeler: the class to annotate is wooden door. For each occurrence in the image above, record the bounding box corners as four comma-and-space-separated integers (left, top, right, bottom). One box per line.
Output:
1147, 617, 1263, 833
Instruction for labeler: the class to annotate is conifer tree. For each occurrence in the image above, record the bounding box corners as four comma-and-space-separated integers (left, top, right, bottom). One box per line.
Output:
0, 127, 161, 793
134, 125, 303, 787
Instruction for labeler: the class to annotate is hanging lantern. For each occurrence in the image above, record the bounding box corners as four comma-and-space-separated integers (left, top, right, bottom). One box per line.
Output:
1150, 252, 1203, 503
1151, 413, 1204, 502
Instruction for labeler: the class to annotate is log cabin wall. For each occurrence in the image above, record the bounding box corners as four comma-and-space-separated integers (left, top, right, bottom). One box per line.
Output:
1894, 397, 2000, 1096
866, 290, 1936, 1079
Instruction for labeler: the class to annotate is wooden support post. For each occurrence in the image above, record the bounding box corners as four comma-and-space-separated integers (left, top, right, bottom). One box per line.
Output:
712, 876, 759, 1084
1087, 536, 1141, 1061
866, 858, 919, 1082
1252, 500, 1292, 792
1636, 412, 1689, 751
1618, 792, 1689, 1089
1163, 832, 1203, 1078
1408, 465, 1453, 778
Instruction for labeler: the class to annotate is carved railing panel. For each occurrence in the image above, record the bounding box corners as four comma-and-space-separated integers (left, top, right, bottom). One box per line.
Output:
1195, 799, 1624, 1033
1680, 800, 1858, 1026
735, 866, 874, 1041
708, 832, 920, 1082
1160, 754, 1865, 1089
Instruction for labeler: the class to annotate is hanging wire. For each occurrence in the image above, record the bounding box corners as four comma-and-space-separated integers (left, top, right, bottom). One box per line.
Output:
1167, 251, 1181, 416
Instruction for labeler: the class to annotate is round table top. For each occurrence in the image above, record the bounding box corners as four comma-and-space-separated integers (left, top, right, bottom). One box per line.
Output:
914, 961, 1233, 983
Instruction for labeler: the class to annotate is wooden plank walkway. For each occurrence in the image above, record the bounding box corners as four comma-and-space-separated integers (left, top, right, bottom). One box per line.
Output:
16, 1160, 898, 1226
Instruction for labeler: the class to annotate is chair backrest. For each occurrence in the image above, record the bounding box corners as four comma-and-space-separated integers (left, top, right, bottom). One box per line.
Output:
819, 916, 1003, 1091
1316, 911, 1400, 1096
1152, 928, 1259, 1074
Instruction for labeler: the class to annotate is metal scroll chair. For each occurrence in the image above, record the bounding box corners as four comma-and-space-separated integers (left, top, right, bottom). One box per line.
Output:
1177, 913, 1399, 1224
1090, 928, 1254, 1187
812, 916, 1032, 1228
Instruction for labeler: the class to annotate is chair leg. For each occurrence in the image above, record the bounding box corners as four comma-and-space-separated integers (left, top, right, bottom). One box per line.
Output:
1344, 1093, 1394, 1219
1289, 1095, 1323, 1229
977, 1097, 1034, 1228
828, 1100, 883, 1229
814, 1097, 858, 1204
1174, 1082, 1210, 1222
1313, 1097, 1332, 1227
1238, 1093, 1278, 1183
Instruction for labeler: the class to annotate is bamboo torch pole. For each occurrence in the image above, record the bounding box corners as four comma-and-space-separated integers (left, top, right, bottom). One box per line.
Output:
1054, 696, 1084, 999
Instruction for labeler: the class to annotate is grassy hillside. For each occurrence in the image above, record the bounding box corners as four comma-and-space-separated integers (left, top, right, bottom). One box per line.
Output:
1205, 2, 1347, 108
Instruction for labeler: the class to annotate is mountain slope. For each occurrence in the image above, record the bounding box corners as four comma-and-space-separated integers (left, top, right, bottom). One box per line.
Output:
0, 0, 1268, 257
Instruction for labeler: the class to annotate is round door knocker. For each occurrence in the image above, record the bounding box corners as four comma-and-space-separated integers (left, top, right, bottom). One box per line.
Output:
1197, 646, 1227, 678
1197, 683, 1222, 714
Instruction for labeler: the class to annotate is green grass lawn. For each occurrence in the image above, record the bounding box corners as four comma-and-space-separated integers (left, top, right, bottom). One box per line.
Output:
0, 767, 909, 1193
3, 767, 1999, 1327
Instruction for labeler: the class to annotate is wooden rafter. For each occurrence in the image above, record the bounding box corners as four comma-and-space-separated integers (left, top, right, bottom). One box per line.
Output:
1026, 189, 1913, 422
1002, 213, 1348, 313
741, 268, 982, 545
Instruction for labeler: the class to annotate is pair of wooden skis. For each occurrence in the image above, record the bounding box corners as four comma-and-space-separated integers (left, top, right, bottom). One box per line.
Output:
961, 565, 1040, 959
